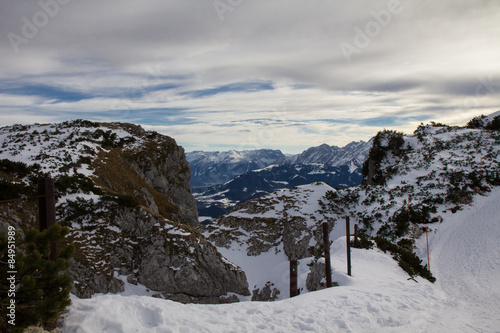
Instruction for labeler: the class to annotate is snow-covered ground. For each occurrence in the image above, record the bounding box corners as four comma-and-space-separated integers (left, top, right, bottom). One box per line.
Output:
61, 188, 500, 332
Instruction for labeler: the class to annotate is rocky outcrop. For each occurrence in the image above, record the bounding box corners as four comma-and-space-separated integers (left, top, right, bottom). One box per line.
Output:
282, 216, 312, 261
305, 259, 339, 292
204, 183, 338, 301
251, 282, 280, 301
136, 225, 250, 300
93, 126, 198, 227
206, 184, 336, 260
69, 260, 125, 298
66, 205, 249, 301
0, 120, 250, 303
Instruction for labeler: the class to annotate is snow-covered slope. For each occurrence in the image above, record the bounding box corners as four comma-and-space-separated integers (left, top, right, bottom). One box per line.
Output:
419, 187, 500, 332
204, 182, 337, 298
61, 187, 500, 332
323, 124, 500, 241
11, 117, 499, 331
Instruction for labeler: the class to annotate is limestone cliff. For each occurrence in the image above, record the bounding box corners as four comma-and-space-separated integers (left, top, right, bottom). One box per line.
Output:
0, 120, 249, 302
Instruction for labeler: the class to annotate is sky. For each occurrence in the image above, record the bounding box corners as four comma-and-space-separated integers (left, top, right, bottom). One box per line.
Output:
1, 0, 499, 154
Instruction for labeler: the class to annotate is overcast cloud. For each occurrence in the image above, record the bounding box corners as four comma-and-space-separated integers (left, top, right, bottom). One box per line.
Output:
1, 0, 499, 153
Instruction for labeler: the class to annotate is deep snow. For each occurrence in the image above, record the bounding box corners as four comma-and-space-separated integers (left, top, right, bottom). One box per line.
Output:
61, 188, 500, 332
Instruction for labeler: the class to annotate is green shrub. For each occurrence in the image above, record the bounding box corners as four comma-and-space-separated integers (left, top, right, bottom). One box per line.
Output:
101, 194, 140, 208
466, 115, 487, 129
60, 197, 97, 223
397, 238, 414, 251
486, 115, 500, 130
362, 130, 405, 185
350, 232, 373, 250
55, 174, 102, 195
0, 160, 40, 179
373, 236, 435, 283
0, 180, 34, 201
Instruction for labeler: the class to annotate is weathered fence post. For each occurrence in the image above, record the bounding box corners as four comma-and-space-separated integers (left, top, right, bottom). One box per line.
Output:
424, 227, 430, 271
38, 177, 57, 260
346, 216, 351, 276
290, 260, 298, 297
322, 222, 333, 288
354, 224, 358, 243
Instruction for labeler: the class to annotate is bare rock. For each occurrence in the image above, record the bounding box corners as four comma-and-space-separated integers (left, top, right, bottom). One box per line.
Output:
251, 282, 280, 301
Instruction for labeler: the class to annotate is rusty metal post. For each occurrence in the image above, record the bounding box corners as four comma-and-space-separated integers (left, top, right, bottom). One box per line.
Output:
38, 178, 57, 260
322, 222, 333, 288
290, 260, 298, 298
346, 216, 351, 276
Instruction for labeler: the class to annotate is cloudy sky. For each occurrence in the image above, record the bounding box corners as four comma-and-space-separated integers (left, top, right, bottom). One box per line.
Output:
1, 0, 499, 153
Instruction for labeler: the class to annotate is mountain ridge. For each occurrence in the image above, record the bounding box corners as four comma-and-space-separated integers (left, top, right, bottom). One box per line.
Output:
188, 141, 372, 219
186, 140, 371, 188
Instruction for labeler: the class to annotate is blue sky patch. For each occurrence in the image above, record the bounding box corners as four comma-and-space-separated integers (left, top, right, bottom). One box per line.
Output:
0, 83, 92, 103
181, 81, 274, 98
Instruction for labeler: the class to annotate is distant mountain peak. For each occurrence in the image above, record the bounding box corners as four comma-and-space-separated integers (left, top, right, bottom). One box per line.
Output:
189, 141, 372, 219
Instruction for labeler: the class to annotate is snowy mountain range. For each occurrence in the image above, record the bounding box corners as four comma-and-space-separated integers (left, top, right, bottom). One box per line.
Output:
187, 141, 371, 189
187, 141, 372, 219
186, 149, 286, 188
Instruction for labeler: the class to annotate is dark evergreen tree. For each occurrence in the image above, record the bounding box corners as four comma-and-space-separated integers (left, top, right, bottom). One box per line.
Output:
1, 224, 75, 332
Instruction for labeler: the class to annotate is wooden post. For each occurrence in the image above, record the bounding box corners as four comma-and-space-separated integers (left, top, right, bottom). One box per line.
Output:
290, 260, 298, 298
354, 224, 358, 243
425, 227, 430, 271
322, 222, 332, 288
346, 216, 351, 276
38, 178, 57, 260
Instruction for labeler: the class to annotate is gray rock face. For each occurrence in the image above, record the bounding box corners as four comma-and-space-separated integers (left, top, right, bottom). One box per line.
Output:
69, 260, 125, 298
251, 282, 280, 301
0, 120, 249, 303
67, 205, 250, 301
206, 193, 333, 261
282, 216, 311, 261
123, 133, 199, 227
137, 228, 250, 299
209, 215, 282, 256
306, 261, 326, 292
305, 259, 338, 292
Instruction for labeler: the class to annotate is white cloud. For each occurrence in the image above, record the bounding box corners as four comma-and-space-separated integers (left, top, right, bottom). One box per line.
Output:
0, 0, 499, 153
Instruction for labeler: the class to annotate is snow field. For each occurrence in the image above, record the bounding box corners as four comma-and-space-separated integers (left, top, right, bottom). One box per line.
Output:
61, 187, 500, 332
62, 237, 443, 332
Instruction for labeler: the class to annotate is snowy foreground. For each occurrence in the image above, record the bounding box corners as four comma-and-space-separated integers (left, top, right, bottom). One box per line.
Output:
61, 189, 500, 333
